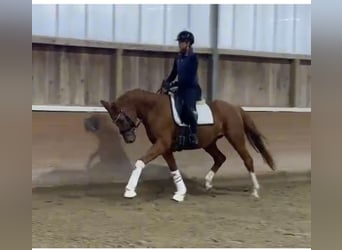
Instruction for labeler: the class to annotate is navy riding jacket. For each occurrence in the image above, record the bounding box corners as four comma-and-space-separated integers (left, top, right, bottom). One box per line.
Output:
166, 48, 200, 91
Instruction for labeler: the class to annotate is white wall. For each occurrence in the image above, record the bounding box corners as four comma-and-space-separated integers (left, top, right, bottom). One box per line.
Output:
218, 4, 311, 54
32, 4, 311, 55
87, 5, 114, 42
217, 4, 311, 55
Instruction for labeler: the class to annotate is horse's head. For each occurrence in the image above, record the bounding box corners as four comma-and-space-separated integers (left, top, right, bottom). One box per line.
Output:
100, 100, 138, 144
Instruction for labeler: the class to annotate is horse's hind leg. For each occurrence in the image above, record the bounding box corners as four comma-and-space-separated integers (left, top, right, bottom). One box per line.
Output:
203, 142, 226, 190
226, 132, 260, 198
162, 151, 187, 202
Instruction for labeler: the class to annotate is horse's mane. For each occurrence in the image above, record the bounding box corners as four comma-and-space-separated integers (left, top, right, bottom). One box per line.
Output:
117, 88, 161, 103
129, 88, 157, 96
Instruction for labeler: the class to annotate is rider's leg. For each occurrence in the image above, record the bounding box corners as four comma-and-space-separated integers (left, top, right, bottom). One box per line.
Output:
183, 90, 198, 145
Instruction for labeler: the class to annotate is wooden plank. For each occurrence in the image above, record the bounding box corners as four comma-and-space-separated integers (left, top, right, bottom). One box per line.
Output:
289, 59, 300, 107
32, 48, 46, 104
245, 61, 269, 106
217, 58, 235, 104
141, 56, 153, 91
298, 61, 311, 107
163, 53, 176, 81
101, 53, 111, 103
122, 52, 140, 93
80, 48, 90, 105
274, 62, 291, 107
68, 50, 84, 105
148, 56, 165, 92
46, 47, 60, 104
115, 49, 123, 98
58, 47, 70, 105
305, 63, 311, 107
85, 52, 99, 105
198, 55, 210, 100
257, 57, 292, 107
267, 62, 276, 106
87, 52, 111, 106
122, 50, 159, 93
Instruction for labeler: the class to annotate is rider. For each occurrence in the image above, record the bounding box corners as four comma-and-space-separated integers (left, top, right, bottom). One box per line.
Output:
163, 30, 202, 146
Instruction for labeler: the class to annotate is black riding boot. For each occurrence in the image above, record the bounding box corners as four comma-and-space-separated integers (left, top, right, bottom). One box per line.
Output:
188, 113, 198, 146
182, 89, 200, 147
189, 133, 198, 145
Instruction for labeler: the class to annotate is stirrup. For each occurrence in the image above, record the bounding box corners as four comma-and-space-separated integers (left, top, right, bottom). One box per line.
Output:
188, 134, 199, 145
175, 135, 186, 151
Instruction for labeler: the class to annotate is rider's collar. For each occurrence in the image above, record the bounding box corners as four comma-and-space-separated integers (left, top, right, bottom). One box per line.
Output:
179, 47, 193, 57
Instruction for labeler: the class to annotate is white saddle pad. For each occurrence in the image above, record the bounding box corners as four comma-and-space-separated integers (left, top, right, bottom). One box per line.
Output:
170, 95, 214, 127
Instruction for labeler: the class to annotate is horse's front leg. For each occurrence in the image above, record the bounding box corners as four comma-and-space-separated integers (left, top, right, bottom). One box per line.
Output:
124, 140, 167, 198
162, 151, 187, 202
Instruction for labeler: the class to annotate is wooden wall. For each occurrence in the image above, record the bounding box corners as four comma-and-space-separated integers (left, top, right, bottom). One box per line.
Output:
32, 44, 113, 106
120, 50, 210, 98
297, 60, 311, 107
32, 40, 311, 107
218, 56, 291, 107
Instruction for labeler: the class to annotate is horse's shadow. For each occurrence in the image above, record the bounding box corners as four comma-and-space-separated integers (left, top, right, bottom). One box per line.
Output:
183, 178, 251, 197
83, 114, 133, 182
82, 176, 251, 203
33, 114, 135, 187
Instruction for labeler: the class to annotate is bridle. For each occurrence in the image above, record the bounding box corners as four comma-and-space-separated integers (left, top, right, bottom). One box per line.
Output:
112, 85, 164, 135
113, 110, 142, 135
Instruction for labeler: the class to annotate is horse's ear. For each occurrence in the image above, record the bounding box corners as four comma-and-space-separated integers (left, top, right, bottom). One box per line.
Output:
100, 100, 111, 111
101, 100, 118, 113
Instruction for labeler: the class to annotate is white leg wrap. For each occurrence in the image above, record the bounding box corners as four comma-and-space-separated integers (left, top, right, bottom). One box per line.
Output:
205, 170, 215, 190
250, 172, 260, 189
250, 172, 260, 198
171, 170, 187, 202
124, 160, 145, 198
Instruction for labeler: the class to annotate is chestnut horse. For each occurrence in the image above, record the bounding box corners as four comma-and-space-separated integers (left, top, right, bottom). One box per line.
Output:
100, 88, 275, 202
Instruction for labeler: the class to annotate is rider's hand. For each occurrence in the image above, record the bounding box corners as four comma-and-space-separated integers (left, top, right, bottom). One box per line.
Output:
161, 79, 169, 94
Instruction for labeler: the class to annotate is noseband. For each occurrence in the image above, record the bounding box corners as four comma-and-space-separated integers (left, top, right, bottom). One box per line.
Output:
113, 110, 142, 135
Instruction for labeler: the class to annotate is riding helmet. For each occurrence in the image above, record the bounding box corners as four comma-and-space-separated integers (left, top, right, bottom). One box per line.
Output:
176, 30, 195, 45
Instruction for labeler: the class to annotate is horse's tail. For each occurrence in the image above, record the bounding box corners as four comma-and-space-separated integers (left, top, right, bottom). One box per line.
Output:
240, 108, 276, 170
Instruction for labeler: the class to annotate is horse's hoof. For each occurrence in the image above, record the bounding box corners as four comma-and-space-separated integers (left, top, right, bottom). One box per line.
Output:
251, 190, 260, 199
172, 193, 185, 202
205, 181, 213, 190
124, 189, 137, 198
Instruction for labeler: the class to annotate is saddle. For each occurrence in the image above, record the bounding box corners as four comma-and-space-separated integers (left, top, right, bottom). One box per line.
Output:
167, 90, 214, 151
